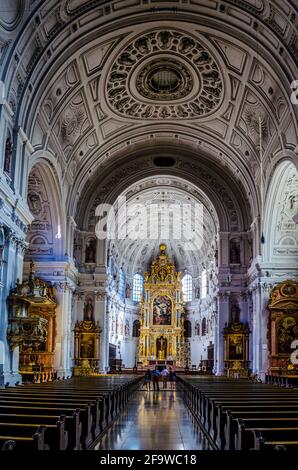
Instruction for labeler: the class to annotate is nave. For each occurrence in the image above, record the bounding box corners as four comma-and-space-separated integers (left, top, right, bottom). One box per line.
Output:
1, 374, 298, 451
95, 389, 210, 451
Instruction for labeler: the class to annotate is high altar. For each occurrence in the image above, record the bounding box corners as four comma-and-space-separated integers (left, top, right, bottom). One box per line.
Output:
138, 244, 185, 367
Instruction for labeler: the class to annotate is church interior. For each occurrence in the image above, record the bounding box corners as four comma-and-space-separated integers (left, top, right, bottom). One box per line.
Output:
0, 0, 298, 454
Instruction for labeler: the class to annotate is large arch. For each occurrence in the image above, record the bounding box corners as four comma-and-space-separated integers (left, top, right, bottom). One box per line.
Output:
25, 158, 65, 262
263, 160, 298, 267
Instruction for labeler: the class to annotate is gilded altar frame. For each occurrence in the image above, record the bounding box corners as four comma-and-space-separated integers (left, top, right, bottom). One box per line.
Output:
223, 322, 250, 377
73, 320, 101, 376
267, 280, 298, 375
138, 244, 185, 367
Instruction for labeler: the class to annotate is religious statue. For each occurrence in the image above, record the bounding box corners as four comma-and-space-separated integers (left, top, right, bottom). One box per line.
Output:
125, 283, 131, 299
230, 239, 240, 264
85, 239, 96, 263
4, 136, 13, 174
231, 303, 240, 324
125, 319, 130, 336
84, 298, 94, 321
157, 336, 167, 360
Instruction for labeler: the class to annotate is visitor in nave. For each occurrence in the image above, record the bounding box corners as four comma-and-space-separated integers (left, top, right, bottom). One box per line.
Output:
161, 366, 169, 389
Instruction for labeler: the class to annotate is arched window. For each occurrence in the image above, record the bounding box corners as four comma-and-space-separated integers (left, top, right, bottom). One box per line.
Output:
202, 317, 207, 336
132, 273, 143, 302
201, 269, 207, 299
132, 320, 140, 337
182, 274, 192, 302
184, 320, 192, 338
118, 268, 125, 299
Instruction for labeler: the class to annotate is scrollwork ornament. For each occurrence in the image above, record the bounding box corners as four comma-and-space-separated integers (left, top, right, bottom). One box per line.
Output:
106, 30, 224, 120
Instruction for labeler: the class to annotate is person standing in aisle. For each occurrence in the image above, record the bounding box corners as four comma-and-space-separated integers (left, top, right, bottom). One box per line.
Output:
161, 367, 169, 389
152, 366, 160, 391
144, 368, 152, 391
169, 367, 176, 390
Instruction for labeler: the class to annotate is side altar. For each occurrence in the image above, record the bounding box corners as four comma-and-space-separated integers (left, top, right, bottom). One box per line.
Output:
267, 280, 298, 376
138, 244, 185, 367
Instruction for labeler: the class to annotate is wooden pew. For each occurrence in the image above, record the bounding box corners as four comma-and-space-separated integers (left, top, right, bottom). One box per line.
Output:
0, 420, 67, 450
0, 406, 81, 450
253, 428, 298, 450
177, 375, 298, 451
0, 425, 47, 450
0, 394, 101, 442
235, 417, 298, 450
0, 375, 142, 450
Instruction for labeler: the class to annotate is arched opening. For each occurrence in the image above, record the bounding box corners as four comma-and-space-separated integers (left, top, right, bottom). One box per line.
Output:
132, 320, 140, 338
202, 318, 207, 337
25, 161, 64, 262
184, 320, 192, 338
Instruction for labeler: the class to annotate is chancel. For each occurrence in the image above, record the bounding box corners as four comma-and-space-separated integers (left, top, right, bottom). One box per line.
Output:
0, 0, 298, 454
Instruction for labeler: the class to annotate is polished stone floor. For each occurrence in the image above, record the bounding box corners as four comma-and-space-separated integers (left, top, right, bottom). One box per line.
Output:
95, 389, 210, 450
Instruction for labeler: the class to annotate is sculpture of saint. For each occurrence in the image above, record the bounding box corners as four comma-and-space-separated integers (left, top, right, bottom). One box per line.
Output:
230, 239, 240, 264
125, 319, 130, 336
84, 298, 94, 321
4, 137, 13, 174
231, 303, 240, 324
125, 283, 131, 299
85, 239, 96, 263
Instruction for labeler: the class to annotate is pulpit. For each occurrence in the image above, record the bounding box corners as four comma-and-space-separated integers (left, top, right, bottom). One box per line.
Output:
6, 261, 57, 382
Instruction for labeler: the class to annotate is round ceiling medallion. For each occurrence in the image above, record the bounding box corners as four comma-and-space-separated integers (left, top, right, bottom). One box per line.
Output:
105, 30, 224, 120
136, 58, 193, 101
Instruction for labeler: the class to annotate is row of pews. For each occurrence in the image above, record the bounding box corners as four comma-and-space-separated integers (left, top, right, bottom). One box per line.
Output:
178, 376, 298, 451
265, 374, 298, 388
0, 375, 142, 450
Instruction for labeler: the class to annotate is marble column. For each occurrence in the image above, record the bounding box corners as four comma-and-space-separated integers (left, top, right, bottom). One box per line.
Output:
1, 233, 22, 385
215, 292, 229, 375
53, 282, 73, 378
96, 291, 108, 372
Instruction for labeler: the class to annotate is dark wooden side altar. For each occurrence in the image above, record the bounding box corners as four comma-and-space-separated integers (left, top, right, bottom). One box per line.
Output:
268, 280, 298, 376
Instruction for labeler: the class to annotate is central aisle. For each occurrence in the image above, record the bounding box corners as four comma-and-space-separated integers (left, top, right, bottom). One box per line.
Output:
95, 390, 210, 450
